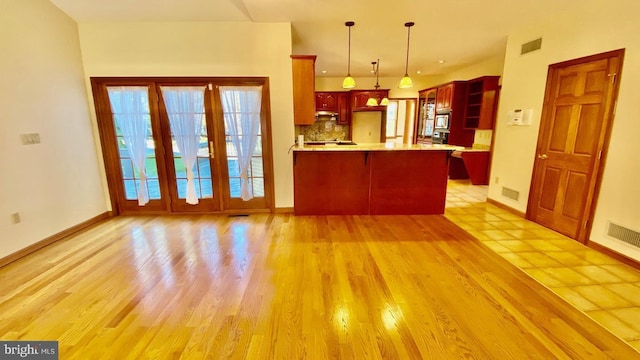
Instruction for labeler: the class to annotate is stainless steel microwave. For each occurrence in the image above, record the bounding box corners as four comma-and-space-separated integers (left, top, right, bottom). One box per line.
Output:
435, 114, 449, 129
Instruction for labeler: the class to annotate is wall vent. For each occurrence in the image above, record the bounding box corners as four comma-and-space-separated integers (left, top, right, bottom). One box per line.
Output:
607, 222, 640, 248
521, 38, 543, 55
501, 187, 520, 201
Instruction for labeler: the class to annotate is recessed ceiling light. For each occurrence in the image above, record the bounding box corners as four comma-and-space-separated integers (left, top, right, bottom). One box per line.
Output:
416, 70, 422, 74
322, 70, 327, 74
438, 60, 445, 64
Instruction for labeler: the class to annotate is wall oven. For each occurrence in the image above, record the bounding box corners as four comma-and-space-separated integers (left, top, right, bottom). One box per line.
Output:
433, 114, 450, 144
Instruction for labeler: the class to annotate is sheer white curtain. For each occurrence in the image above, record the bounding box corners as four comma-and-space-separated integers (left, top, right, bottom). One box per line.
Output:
219, 86, 263, 201
107, 86, 150, 206
160, 86, 206, 205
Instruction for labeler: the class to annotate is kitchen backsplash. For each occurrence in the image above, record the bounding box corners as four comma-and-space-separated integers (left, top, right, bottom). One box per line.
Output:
295, 120, 349, 141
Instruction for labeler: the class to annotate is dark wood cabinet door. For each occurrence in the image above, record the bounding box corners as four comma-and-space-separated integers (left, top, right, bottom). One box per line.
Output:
315, 92, 338, 112
294, 151, 370, 215
436, 84, 454, 111
336, 92, 350, 125
369, 151, 449, 214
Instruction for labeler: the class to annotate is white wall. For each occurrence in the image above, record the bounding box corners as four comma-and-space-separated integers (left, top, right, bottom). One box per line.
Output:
77, 21, 295, 208
489, 0, 640, 260
439, 52, 505, 83
0, 0, 106, 258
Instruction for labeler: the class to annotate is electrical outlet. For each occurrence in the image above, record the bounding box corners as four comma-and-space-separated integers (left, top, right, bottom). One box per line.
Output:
495, 177, 500, 184
11, 212, 21, 224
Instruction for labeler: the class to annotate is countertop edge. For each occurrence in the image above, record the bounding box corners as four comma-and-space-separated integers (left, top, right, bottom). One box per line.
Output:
292, 144, 464, 152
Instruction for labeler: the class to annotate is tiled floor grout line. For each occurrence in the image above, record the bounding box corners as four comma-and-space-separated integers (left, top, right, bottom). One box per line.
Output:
445, 180, 640, 352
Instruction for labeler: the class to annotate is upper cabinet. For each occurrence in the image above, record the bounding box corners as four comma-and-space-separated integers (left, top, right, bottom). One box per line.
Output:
291, 55, 316, 125
463, 76, 500, 130
415, 88, 437, 144
315, 92, 338, 112
435, 83, 454, 112
336, 92, 350, 125
350, 90, 390, 111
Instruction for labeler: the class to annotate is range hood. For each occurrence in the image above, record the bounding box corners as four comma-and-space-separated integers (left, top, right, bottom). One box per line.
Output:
315, 111, 338, 121
316, 111, 339, 116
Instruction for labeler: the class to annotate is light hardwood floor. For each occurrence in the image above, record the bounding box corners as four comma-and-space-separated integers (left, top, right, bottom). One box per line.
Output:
1, 204, 639, 358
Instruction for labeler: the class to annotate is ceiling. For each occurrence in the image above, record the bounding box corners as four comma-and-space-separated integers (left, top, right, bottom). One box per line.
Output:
48, 0, 579, 78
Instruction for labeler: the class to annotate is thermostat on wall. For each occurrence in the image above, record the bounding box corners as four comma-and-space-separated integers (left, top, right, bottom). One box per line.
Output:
508, 108, 533, 126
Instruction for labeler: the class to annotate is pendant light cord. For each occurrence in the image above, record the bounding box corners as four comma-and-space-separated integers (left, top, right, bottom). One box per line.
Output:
347, 23, 352, 75
404, 22, 414, 76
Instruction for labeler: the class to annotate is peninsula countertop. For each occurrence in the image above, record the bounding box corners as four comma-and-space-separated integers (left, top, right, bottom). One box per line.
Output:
292, 142, 464, 152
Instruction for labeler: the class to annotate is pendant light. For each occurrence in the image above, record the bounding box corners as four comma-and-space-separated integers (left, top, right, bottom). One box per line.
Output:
342, 21, 356, 89
366, 59, 389, 106
399, 22, 415, 89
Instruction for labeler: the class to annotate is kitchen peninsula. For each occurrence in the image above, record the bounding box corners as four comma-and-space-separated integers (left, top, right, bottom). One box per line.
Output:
293, 143, 461, 215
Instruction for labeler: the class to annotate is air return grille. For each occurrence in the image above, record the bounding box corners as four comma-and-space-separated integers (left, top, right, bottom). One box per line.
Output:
607, 222, 640, 248
521, 38, 542, 55
501, 187, 520, 201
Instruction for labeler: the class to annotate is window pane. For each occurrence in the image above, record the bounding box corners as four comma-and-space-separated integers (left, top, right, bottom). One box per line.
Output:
253, 177, 264, 197
121, 158, 134, 179
252, 136, 262, 156
251, 158, 263, 177
227, 158, 240, 177
229, 178, 241, 198
148, 179, 161, 200
174, 158, 186, 178
123, 180, 137, 200
200, 179, 213, 199
177, 179, 187, 199
198, 158, 211, 178
146, 158, 158, 179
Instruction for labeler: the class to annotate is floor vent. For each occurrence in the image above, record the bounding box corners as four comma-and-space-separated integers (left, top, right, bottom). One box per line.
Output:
607, 222, 640, 248
501, 187, 520, 201
521, 38, 542, 55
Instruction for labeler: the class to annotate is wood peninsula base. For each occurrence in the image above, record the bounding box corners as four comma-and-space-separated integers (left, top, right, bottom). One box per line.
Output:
293, 145, 456, 215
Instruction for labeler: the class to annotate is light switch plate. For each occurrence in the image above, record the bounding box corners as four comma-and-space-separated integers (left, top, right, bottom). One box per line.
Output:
21, 133, 40, 145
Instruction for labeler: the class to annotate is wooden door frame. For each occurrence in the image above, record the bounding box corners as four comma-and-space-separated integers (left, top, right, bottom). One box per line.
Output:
526, 49, 625, 243
91, 76, 276, 215
212, 78, 276, 212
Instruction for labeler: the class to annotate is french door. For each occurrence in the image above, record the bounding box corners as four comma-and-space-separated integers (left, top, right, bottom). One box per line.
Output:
91, 77, 274, 215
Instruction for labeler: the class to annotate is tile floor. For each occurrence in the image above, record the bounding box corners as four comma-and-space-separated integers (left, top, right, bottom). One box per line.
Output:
445, 180, 640, 352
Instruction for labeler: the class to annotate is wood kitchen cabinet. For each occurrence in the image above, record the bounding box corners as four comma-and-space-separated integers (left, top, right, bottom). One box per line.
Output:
336, 92, 350, 125
441, 81, 474, 147
350, 90, 389, 111
415, 87, 437, 144
463, 76, 500, 129
294, 151, 370, 215
315, 92, 338, 112
436, 83, 454, 112
293, 149, 451, 215
291, 55, 316, 125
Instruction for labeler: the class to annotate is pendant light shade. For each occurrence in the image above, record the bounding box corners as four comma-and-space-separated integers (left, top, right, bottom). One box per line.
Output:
342, 21, 356, 89
399, 22, 415, 89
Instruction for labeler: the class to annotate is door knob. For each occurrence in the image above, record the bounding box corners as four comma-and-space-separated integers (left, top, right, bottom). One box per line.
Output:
538, 154, 548, 159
